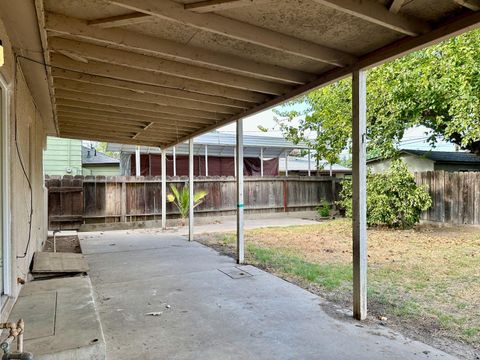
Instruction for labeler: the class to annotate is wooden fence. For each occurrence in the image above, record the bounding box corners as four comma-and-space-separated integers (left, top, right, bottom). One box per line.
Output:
45, 175, 340, 228
414, 171, 480, 225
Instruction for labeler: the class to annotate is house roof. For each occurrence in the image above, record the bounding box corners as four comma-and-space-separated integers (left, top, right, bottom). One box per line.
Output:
279, 157, 351, 172
107, 132, 308, 158
367, 149, 480, 164
82, 146, 120, 166
14, 0, 479, 147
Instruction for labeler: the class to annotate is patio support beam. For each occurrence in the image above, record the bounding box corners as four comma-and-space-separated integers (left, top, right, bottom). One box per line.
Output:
161, 149, 167, 230
173, 147, 177, 177
135, 146, 141, 176
205, 145, 209, 177
389, 0, 406, 13
260, 147, 264, 177
107, 0, 357, 66
455, 0, 480, 11
311, 0, 430, 36
88, 13, 153, 28
352, 69, 367, 320
189, 139, 194, 241
236, 118, 245, 264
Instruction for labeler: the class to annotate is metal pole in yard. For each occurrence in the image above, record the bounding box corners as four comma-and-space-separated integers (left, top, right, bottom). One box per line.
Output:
135, 146, 141, 176
308, 149, 311, 176
161, 149, 167, 230
173, 146, 177, 177
260, 147, 264, 177
285, 151, 289, 177
352, 69, 368, 320
205, 144, 208, 177
189, 139, 194, 241
236, 118, 244, 264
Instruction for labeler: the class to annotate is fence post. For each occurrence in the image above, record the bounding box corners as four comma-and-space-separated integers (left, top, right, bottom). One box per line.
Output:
283, 180, 288, 212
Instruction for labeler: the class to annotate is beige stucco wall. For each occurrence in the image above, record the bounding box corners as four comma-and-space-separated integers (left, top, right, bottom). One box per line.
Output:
368, 154, 434, 173
0, 19, 48, 319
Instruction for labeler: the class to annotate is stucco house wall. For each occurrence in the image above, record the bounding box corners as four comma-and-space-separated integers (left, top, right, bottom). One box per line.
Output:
368, 154, 435, 173
0, 19, 48, 319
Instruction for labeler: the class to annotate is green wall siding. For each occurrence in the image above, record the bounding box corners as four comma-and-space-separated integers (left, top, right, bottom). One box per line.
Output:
43, 137, 82, 175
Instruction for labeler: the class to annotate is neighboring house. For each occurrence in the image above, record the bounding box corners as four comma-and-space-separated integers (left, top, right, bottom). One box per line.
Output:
81, 146, 120, 176
367, 149, 480, 173
278, 157, 351, 178
108, 132, 309, 177
43, 136, 83, 175
43, 136, 120, 176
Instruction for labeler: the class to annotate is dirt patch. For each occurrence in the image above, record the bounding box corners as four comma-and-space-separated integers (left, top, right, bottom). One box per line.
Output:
197, 220, 480, 360
43, 235, 82, 253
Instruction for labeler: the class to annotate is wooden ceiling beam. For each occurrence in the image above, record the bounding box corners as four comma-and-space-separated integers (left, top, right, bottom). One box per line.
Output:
50, 53, 268, 103
389, 0, 406, 14
56, 110, 202, 130
184, 0, 269, 13
53, 78, 238, 115
45, 12, 314, 84
107, 0, 356, 66
311, 0, 430, 36
55, 99, 220, 125
58, 130, 165, 147
51, 69, 251, 109
454, 0, 480, 11
54, 88, 227, 121
58, 115, 197, 134
49, 38, 292, 94
87, 12, 154, 28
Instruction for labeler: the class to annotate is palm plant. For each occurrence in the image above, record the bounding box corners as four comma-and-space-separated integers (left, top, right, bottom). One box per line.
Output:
167, 184, 208, 224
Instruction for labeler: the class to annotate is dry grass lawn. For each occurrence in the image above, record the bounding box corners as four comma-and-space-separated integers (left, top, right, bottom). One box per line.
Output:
198, 219, 480, 354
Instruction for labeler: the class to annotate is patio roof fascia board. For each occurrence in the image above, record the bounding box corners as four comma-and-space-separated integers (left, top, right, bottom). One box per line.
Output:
44, 12, 315, 85
107, 0, 358, 67
165, 9, 480, 149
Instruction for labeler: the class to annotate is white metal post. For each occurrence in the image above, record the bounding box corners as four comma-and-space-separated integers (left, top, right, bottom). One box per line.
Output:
260, 147, 264, 177
188, 139, 194, 241
285, 151, 288, 177
236, 119, 244, 264
352, 69, 368, 320
161, 149, 167, 230
308, 150, 311, 176
233, 148, 237, 177
173, 146, 177, 177
135, 146, 141, 176
205, 144, 208, 177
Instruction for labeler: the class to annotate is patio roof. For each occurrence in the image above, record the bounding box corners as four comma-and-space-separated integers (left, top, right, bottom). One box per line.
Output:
6, 0, 477, 149
107, 132, 308, 158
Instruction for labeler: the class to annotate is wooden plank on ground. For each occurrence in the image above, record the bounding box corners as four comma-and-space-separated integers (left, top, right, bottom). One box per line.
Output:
32, 252, 89, 273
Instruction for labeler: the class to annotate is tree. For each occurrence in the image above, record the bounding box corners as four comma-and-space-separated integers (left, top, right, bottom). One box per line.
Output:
275, 29, 480, 162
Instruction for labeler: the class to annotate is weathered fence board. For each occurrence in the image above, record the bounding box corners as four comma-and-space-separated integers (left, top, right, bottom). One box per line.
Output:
414, 171, 480, 225
45, 175, 340, 228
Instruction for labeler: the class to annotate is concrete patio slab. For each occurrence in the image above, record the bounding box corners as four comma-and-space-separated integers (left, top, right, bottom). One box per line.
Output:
7, 276, 106, 360
80, 230, 458, 360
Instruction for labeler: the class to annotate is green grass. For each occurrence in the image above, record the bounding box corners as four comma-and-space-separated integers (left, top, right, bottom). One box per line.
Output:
247, 245, 352, 291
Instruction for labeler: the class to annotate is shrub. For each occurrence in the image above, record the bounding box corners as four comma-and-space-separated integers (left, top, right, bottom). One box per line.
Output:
317, 199, 330, 217
167, 184, 208, 221
337, 160, 432, 229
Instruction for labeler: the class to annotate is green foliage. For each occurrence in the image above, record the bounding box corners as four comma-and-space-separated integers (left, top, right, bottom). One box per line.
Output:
167, 184, 207, 219
317, 199, 330, 217
275, 29, 480, 160
337, 160, 432, 229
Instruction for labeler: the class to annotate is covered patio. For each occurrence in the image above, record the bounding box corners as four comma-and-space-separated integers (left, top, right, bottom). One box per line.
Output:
80, 229, 456, 359
0, 0, 479, 358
